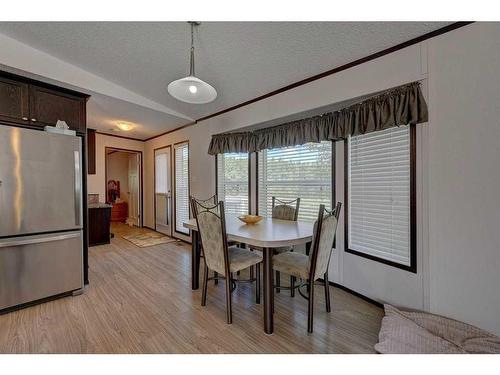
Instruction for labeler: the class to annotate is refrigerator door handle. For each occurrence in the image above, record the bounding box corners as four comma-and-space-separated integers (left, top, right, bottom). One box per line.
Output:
74, 150, 82, 227
0, 232, 81, 248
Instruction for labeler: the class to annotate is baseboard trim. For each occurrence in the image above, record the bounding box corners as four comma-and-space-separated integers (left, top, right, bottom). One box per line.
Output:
326, 281, 384, 308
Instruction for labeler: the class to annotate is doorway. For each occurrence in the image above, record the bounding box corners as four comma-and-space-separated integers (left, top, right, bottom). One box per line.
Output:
105, 147, 143, 227
154, 146, 172, 236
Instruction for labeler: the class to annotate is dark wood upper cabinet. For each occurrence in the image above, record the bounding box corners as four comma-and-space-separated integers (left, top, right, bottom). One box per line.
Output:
87, 128, 96, 175
30, 85, 86, 132
0, 76, 30, 125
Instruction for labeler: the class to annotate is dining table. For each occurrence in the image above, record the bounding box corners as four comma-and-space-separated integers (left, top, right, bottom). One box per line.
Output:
183, 214, 314, 334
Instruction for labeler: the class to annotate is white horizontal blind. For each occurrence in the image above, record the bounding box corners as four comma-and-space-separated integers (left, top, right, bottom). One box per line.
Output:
155, 153, 168, 194
174, 142, 189, 234
348, 125, 411, 266
258, 142, 332, 222
217, 153, 249, 215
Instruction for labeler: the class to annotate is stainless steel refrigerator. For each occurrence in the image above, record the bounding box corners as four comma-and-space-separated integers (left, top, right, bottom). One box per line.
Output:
0, 126, 84, 311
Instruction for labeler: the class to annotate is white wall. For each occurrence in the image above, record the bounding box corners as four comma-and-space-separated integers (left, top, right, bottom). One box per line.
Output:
427, 23, 500, 335
106, 151, 130, 204
144, 41, 428, 309
143, 23, 500, 335
87, 133, 144, 203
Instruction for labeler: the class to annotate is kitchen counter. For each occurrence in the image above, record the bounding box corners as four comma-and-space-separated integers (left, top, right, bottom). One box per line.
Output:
89, 203, 112, 209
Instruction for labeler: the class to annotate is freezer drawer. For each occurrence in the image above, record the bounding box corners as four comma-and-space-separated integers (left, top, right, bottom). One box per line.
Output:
0, 231, 83, 310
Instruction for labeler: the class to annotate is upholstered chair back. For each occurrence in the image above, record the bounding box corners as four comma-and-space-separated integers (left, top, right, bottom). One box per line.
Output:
271, 197, 300, 221
193, 194, 219, 213
191, 198, 228, 275
309, 203, 342, 280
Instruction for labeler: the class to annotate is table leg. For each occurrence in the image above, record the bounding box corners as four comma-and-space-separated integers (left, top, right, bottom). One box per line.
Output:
263, 247, 274, 334
191, 230, 200, 290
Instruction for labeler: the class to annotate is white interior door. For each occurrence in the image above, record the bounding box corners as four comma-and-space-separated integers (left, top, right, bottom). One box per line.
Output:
128, 153, 141, 226
155, 147, 172, 236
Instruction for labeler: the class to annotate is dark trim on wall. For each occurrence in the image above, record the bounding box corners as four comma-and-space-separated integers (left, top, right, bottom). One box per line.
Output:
153, 145, 173, 236
144, 122, 196, 142
100, 23, 473, 143
328, 281, 384, 309
195, 22, 473, 124
96, 131, 144, 142
104, 146, 144, 228
172, 140, 191, 238
343, 124, 417, 273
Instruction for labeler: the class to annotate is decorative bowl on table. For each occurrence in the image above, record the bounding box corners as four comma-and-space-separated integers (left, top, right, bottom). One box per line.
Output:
238, 215, 263, 224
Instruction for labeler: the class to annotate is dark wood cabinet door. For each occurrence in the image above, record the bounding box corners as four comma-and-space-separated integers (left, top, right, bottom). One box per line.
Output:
0, 77, 30, 125
30, 85, 86, 132
89, 207, 111, 246
87, 129, 96, 175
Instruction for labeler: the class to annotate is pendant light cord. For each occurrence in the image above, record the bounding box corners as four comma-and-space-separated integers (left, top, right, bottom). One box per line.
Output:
189, 22, 195, 76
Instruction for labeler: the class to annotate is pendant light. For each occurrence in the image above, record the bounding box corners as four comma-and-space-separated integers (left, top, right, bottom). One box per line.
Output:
168, 21, 217, 104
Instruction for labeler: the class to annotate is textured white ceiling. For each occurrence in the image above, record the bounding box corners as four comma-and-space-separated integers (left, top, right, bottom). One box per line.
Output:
0, 22, 450, 138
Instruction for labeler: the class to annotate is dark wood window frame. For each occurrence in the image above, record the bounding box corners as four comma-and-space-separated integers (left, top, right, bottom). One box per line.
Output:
255, 141, 336, 217
214, 152, 252, 215
344, 124, 417, 273
173, 140, 191, 237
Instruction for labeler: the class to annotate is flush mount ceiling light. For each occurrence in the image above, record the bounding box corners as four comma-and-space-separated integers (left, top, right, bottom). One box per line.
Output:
116, 122, 134, 131
167, 21, 217, 104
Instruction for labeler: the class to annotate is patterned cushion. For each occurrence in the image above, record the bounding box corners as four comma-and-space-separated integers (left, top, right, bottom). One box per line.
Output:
272, 251, 310, 280
312, 215, 338, 279
228, 247, 262, 273
196, 210, 226, 274
375, 304, 500, 354
274, 246, 293, 254
272, 204, 296, 221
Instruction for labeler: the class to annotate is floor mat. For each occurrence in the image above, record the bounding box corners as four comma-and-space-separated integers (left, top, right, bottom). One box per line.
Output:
122, 232, 177, 248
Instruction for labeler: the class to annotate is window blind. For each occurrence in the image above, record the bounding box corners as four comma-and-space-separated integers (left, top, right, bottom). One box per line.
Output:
258, 142, 332, 222
348, 125, 411, 266
174, 143, 189, 234
155, 153, 168, 194
217, 153, 249, 215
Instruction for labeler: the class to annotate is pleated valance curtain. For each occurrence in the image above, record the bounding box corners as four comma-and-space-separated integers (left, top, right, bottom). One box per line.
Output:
208, 81, 428, 155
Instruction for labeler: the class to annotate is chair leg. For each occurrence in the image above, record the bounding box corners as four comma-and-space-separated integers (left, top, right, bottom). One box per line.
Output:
275, 270, 281, 293
250, 265, 254, 280
201, 264, 208, 306
324, 271, 331, 313
307, 279, 314, 333
290, 276, 296, 297
214, 271, 218, 285
225, 273, 233, 324
256, 263, 261, 304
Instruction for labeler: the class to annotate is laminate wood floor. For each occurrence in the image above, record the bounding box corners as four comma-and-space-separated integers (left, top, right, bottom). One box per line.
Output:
0, 223, 383, 353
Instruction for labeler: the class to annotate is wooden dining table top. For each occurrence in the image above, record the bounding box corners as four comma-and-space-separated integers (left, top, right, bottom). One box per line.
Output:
183, 214, 314, 248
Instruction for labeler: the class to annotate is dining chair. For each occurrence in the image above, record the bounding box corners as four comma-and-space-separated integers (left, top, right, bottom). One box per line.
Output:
191, 198, 262, 324
272, 202, 341, 333
271, 197, 300, 294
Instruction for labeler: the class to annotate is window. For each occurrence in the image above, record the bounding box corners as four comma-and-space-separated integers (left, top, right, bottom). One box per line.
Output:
155, 153, 168, 194
346, 125, 416, 271
217, 153, 249, 215
258, 141, 333, 222
174, 142, 189, 235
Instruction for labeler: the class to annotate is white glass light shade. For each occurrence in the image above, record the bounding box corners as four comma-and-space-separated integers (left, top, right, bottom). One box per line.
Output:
167, 76, 217, 104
